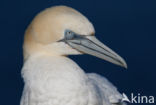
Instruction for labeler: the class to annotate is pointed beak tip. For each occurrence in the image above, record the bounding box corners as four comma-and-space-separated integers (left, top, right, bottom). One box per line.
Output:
121, 61, 128, 69
66, 35, 128, 69
123, 63, 128, 69
117, 57, 127, 69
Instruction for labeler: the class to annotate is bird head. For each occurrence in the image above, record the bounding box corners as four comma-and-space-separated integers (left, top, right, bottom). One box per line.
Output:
23, 6, 127, 68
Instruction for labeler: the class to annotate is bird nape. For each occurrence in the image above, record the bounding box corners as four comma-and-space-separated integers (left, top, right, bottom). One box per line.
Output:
21, 5, 127, 105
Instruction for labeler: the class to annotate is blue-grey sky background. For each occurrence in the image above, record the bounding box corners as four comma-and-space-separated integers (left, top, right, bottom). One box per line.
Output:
0, 0, 156, 105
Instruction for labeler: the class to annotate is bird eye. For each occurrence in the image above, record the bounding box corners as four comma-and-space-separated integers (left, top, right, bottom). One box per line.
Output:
65, 30, 75, 40
67, 31, 72, 35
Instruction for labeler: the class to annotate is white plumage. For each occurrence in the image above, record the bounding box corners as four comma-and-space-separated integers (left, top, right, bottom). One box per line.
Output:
20, 6, 127, 105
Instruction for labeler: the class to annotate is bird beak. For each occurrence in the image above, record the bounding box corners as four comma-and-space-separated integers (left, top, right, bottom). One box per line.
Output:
63, 34, 127, 68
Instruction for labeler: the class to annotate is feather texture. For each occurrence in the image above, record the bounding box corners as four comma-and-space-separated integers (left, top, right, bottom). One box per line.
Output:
20, 55, 126, 105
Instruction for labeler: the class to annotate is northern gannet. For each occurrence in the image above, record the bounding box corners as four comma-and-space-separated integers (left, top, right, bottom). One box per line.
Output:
20, 6, 127, 105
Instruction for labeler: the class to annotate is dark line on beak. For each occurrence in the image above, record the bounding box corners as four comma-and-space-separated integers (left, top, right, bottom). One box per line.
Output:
86, 38, 118, 58
70, 41, 123, 65
58, 35, 123, 66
